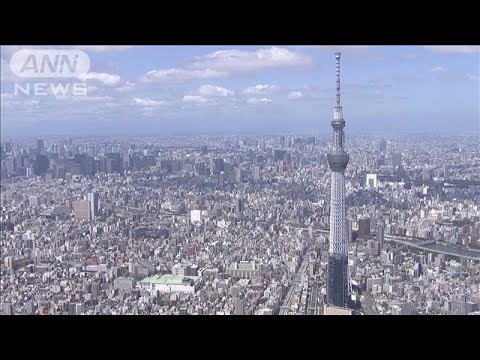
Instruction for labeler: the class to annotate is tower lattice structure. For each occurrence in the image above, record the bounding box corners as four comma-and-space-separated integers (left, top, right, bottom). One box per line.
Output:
326, 52, 350, 308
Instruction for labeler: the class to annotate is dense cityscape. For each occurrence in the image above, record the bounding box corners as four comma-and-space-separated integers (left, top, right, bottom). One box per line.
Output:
1, 45, 479, 316
1, 133, 479, 315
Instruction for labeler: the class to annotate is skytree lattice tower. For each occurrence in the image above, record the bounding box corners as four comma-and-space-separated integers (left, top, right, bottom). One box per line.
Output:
326, 52, 350, 308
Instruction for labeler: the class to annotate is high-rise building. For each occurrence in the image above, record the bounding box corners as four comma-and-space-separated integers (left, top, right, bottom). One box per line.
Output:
212, 158, 225, 174
444, 165, 450, 181
218, 171, 225, 187
391, 153, 402, 167
73, 200, 90, 221
123, 151, 131, 171
423, 168, 431, 181
234, 298, 245, 315
378, 139, 387, 153
324, 304, 353, 315
34, 154, 49, 175
191, 209, 202, 223
376, 223, 385, 243
5, 158, 16, 176
1, 303, 13, 315
252, 165, 261, 181
91, 281, 100, 300
235, 197, 244, 216
106, 153, 122, 173
366, 173, 378, 189
235, 167, 243, 183
36, 139, 44, 153
87, 192, 99, 219
358, 218, 371, 239
346, 218, 353, 243
273, 149, 287, 162
25, 301, 35, 315
326, 53, 350, 308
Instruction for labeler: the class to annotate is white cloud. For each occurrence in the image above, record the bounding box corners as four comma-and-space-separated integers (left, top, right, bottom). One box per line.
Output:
1, 94, 40, 110
243, 84, 280, 95
188, 47, 312, 72
246, 97, 272, 104
182, 95, 210, 104
428, 66, 448, 73
1, 95, 40, 108
134, 97, 166, 107
424, 46, 480, 54
142, 68, 227, 83
72, 46, 134, 53
288, 91, 303, 100
142, 47, 311, 83
465, 73, 479, 81
78, 72, 121, 86
115, 81, 136, 92
56, 95, 113, 102
197, 84, 234, 97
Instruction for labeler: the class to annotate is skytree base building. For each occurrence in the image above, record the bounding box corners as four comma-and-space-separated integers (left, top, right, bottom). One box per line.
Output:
326, 52, 350, 308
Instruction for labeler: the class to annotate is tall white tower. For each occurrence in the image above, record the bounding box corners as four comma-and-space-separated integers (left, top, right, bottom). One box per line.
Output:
326, 52, 350, 307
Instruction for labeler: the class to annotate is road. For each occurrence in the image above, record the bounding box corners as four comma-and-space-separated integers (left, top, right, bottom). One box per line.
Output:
279, 253, 310, 315
307, 281, 323, 315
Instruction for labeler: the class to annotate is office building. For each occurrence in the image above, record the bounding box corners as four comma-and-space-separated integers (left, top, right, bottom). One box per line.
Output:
87, 192, 99, 219
376, 223, 385, 242
36, 139, 44, 153
324, 304, 353, 315
73, 200, 91, 221
358, 218, 371, 239
366, 173, 378, 189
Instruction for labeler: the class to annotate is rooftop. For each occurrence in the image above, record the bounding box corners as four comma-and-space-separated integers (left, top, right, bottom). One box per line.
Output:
139, 274, 199, 285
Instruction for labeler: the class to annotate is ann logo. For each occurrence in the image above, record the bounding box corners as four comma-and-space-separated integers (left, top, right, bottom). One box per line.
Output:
10, 49, 90, 78
20, 54, 79, 75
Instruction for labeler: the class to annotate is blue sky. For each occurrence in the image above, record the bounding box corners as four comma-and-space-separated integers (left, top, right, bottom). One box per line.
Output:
1, 45, 478, 136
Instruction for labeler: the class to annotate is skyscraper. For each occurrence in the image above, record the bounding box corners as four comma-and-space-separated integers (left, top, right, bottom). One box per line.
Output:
234, 297, 245, 315
87, 192, 99, 219
73, 200, 90, 221
36, 139, 44, 154
358, 218, 371, 239
326, 53, 350, 308
376, 223, 385, 243
235, 196, 244, 216
212, 158, 225, 174
34, 154, 49, 175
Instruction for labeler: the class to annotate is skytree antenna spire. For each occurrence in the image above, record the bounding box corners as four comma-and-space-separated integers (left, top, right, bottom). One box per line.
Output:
336, 52, 341, 107
326, 52, 350, 308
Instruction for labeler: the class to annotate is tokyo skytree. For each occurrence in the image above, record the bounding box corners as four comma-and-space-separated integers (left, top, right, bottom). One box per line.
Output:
326, 52, 350, 307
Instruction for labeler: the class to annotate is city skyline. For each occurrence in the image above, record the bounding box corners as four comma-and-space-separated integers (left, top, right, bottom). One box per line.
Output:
1, 45, 479, 137
2, 132, 479, 315
1, 45, 479, 316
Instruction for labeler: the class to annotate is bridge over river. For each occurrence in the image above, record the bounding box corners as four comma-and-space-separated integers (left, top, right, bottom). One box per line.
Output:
384, 235, 480, 261
316, 229, 480, 261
